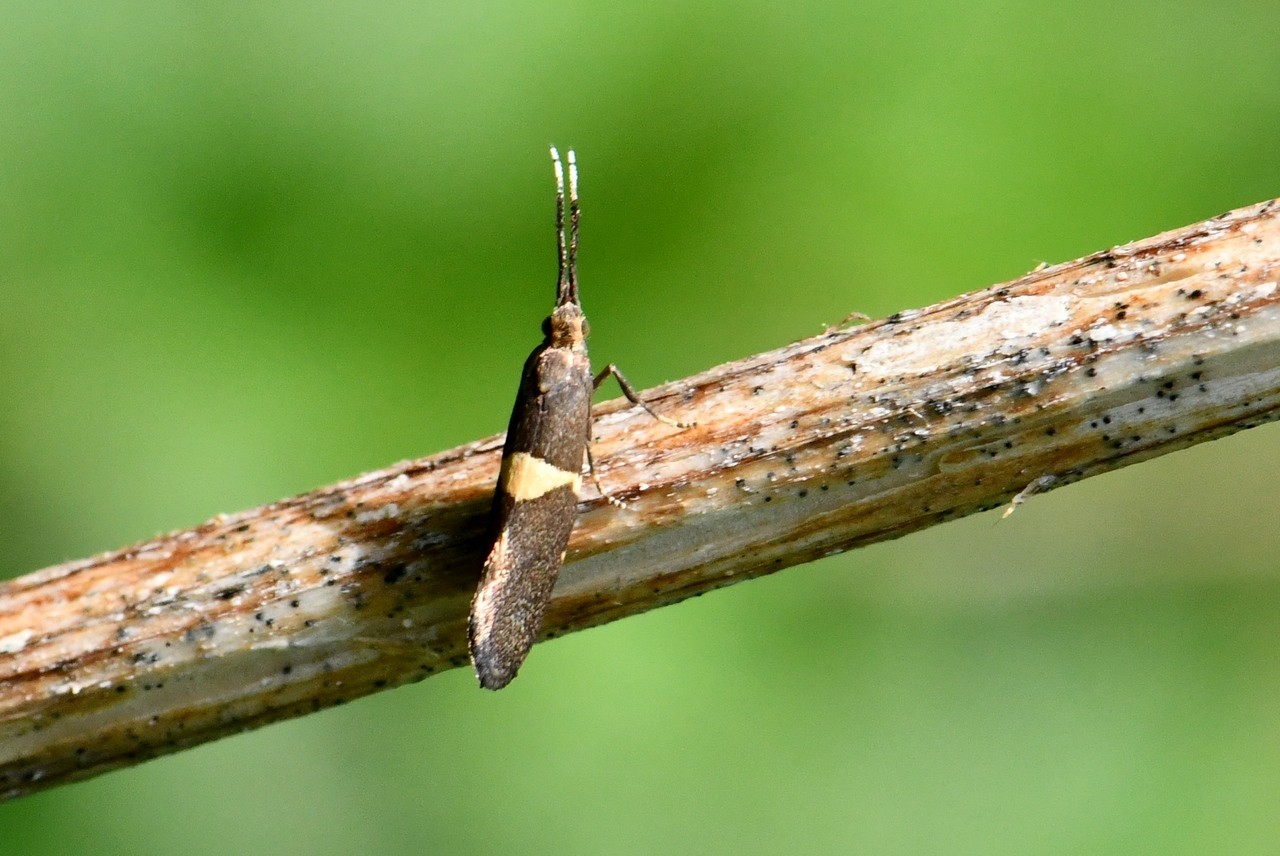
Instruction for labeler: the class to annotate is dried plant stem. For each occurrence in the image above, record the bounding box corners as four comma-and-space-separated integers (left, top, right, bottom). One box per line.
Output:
4, 199, 1280, 800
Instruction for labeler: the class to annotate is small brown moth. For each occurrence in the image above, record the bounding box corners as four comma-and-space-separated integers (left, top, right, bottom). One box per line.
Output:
468, 147, 682, 690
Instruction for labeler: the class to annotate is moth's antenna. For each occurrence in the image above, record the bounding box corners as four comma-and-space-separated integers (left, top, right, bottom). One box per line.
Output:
550, 146, 571, 306
565, 149, 580, 305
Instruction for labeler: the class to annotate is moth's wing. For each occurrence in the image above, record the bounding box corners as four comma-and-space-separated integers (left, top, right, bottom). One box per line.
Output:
468, 344, 593, 690
469, 484, 579, 689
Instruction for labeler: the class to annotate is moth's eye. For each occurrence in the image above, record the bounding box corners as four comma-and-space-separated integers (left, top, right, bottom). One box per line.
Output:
541, 316, 552, 336
581, 319, 591, 338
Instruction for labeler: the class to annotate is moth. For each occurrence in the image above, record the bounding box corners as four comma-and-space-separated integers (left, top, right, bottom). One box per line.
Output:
468, 147, 683, 690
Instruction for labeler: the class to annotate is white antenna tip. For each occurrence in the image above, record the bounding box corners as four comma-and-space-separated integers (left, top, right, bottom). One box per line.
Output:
566, 149, 579, 199
550, 146, 564, 186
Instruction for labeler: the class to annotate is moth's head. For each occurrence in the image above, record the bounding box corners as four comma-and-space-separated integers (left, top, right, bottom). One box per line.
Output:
543, 303, 588, 349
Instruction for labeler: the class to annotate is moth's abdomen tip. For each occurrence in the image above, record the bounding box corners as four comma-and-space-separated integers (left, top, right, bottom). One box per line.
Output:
468, 615, 524, 690
469, 638, 521, 690
474, 661, 518, 691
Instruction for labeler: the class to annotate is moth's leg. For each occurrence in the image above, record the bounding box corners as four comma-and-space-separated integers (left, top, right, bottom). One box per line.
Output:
593, 363, 692, 428
583, 441, 626, 508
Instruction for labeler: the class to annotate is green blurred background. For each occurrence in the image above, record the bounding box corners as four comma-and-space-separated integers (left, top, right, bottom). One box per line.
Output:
3, 2, 1279, 853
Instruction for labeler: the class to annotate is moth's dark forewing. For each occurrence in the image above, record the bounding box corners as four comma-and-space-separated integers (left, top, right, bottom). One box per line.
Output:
470, 485, 580, 689
469, 342, 593, 689
507, 344, 593, 469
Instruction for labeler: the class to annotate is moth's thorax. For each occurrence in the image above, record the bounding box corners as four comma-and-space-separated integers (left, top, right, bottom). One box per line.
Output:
545, 303, 587, 351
